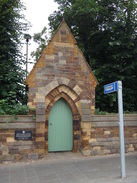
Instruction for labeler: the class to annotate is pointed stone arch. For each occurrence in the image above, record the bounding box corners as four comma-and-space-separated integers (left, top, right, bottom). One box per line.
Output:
36, 77, 83, 103
35, 78, 82, 122
45, 84, 81, 112
46, 92, 79, 118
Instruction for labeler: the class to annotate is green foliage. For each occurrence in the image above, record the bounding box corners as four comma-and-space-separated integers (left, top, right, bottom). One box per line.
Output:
0, 92, 29, 115
95, 108, 109, 115
95, 108, 137, 115
0, 0, 29, 106
31, 26, 48, 62
48, 0, 137, 113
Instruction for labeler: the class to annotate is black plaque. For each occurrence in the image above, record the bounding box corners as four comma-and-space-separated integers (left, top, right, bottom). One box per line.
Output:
15, 130, 32, 140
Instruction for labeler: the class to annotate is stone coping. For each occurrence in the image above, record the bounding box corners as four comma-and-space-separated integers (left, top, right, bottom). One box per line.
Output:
0, 115, 35, 123
90, 114, 137, 127
0, 114, 137, 128
0, 115, 36, 129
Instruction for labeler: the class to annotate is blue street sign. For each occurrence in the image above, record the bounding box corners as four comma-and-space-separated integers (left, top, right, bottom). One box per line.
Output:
104, 81, 118, 94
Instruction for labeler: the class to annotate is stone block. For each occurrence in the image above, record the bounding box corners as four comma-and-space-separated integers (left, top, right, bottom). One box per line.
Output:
127, 144, 134, 152
5, 155, 15, 161
36, 102, 45, 109
82, 129, 90, 136
73, 141, 78, 152
81, 131, 87, 136
0, 123, 36, 129
82, 140, 89, 148
74, 134, 80, 140
37, 149, 45, 154
45, 81, 59, 94
36, 93, 45, 98
0, 155, 5, 163
82, 109, 91, 115
73, 120, 80, 125
82, 136, 90, 141
36, 74, 48, 80
38, 87, 45, 94
68, 92, 77, 101
36, 122, 45, 129
59, 60, 66, 64
81, 100, 91, 108
28, 102, 35, 109
28, 153, 38, 160
81, 103, 90, 109
36, 115, 45, 122
93, 146, 101, 151
36, 133, 45, 137
91, 106, 95, 110
2, 150, 9, 156
89, 138, 97, 143
91, 128, 95, 132
36, 137, 45, 142
81, 122, 91, 130
110, 148, 119, 154
82, 115, 91, 122
36, 126, 44, 133
45, 98, 50, 107
58, 85, 69, 93
58, 52, 63, 57
73, 85, 82, 95
36, 108, 45, 115
82, 149, 91, 156
73, 125, 80, 131
100, 149, 111, 155
36, 97, 45, 103
45, 55, 55, 60
133, 133, 137, 138
15, 154, 23, 161
104, 131, 111, 135
6, 137, 15, 142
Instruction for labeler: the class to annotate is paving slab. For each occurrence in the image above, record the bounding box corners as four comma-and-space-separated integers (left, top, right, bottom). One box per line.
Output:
0, 152, 137, 183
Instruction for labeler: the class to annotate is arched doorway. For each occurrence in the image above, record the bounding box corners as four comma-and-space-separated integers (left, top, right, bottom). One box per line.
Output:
48, 98, 73, 152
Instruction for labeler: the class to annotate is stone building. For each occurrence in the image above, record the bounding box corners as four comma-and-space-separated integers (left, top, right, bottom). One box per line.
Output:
26, 19, 98, 156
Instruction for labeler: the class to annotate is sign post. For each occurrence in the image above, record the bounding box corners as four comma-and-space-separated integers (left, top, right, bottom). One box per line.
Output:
104, 81, 126, 178
117, 81, 125, 178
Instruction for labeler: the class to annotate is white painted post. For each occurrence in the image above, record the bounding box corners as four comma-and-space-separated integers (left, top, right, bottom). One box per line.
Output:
117, 81, 126, 178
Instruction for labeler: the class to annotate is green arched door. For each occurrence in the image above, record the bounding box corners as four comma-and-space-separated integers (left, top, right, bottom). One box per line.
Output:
48, 99, 73, 152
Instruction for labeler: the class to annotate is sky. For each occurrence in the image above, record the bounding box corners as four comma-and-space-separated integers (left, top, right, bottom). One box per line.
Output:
22, 0, 58, 71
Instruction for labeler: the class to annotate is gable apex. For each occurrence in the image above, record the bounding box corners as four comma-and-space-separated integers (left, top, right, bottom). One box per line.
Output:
51, 19, 77, 44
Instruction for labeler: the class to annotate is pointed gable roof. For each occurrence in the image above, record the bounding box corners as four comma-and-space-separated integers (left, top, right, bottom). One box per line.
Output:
26, 19, 98, 87
51, 18, 77, 44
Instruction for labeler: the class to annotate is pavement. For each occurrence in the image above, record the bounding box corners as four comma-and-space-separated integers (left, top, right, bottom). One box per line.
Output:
0, 152, 137, 183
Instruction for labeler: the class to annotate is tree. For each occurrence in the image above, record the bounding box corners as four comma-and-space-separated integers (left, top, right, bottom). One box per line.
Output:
0, 0, 29, 106
48, 0, 137, 112
31, 26, 48, 62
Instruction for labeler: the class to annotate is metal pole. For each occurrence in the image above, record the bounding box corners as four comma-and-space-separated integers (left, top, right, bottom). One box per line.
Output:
26, 40, 28, 77
117, 81, 126, 178
24, 34, 31, 78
